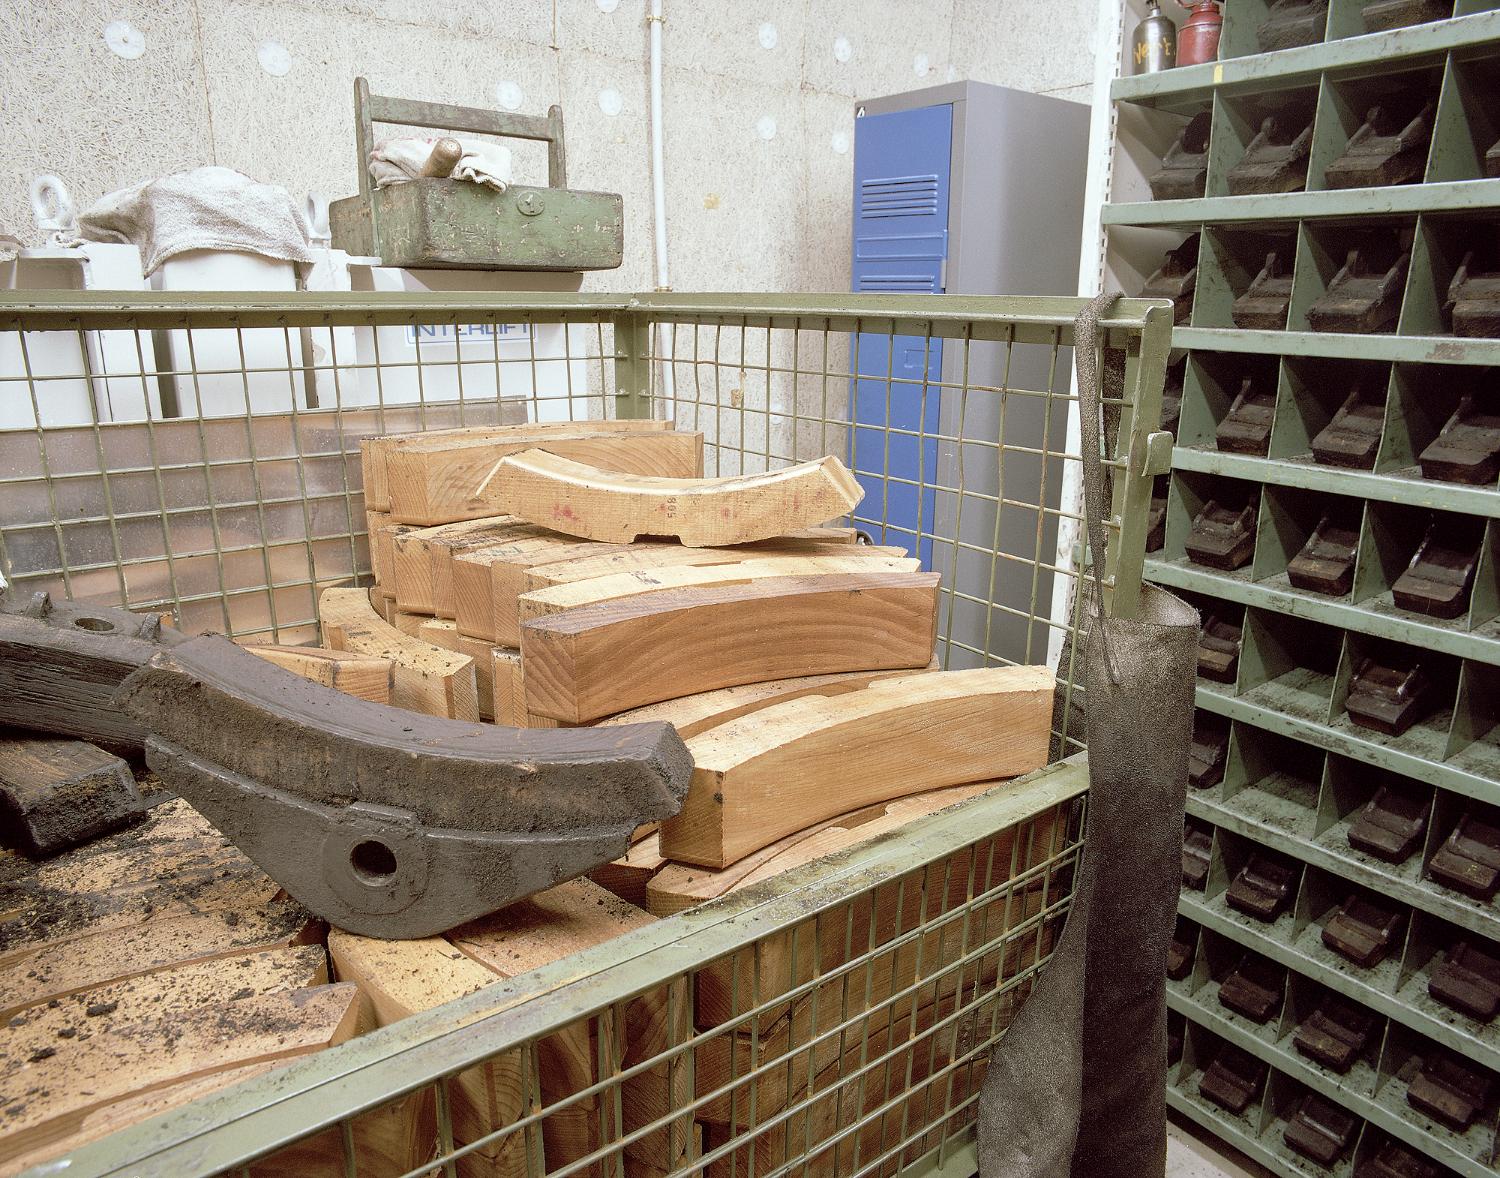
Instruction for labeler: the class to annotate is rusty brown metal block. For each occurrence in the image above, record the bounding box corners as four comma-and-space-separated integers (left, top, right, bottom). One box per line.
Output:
1182, 822, 1213, 891
1429, 940, 1500, 1022
1406, 1049, 1493, 1130
1325, 101, 1435, 189
1215, 380, 1277, 454
1427, 810, 1500, 901
1217, 954, 1283, 1024
1149, 111, 1212, 202
1198, 614, 1243, 683
1294, 995, 1376, 1073
1347, 784, 1428, 864
1257, 0, 1329, 50
1321, 894, 1404, 968
1227, 853, 1296, 922
1284, 1093, 1357, 1166
1231, 254, 1294, 331
1446, 250, 1500, 338
1189, 713, 1230, 789
1287, 515, 1359, 597
1199, 1045, 1267, 1115
1392, 517, 1479, 619
1363, 0, 1449, 30
1139, 236, 1200, 325
1312, 387, 1384, 470
1227, 114, 1313, 195
1346, 656, 1434, 737
1307, 248, 1410, 334
1186, 500, 1257, 571
1419, 393, 1500, 485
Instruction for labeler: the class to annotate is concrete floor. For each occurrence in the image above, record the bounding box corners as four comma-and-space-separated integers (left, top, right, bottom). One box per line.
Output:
1166, 1113, 1275, 1178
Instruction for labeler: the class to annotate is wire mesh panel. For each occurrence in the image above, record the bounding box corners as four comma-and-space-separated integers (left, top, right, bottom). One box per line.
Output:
0, 290, 1172, 1178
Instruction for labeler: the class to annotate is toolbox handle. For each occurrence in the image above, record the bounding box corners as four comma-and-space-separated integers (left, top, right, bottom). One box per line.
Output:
352, 76, 567, 211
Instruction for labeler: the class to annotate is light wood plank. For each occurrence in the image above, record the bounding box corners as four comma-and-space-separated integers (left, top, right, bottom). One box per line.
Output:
661, 666, 1053, 868
329, 931, 519, 1178
520, 572, 940, 724
242, 644, 393, 704
361, 420, 672, 514
0, 984, 360, 1162
451, 879, 689, 1175
588, 832, 666, 908
318, 586, 479, 720
482, 451, 861, 546
597, 663, 937, 738
517, 554, 920, 627
388, 431, 703, 526
391, 515, 532, 615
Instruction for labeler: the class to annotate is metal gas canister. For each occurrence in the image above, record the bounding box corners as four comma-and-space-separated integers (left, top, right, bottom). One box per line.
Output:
1132, 0, 1178, 73
1177, 0, 1223, 65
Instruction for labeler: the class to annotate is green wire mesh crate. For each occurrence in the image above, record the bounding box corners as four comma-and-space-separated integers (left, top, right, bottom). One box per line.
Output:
0, 290, 1171, 1178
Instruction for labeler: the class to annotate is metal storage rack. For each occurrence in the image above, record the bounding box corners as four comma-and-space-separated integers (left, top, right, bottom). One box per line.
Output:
1101, 4, 1500, 1174
0, 290, 1169, 1176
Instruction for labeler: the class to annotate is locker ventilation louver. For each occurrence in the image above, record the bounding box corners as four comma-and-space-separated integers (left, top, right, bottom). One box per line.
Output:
859, 174, 941, 219
858, 274, 939, 292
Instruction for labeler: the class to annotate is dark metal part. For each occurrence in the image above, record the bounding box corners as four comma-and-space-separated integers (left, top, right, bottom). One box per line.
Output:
1427, 810, 1500, 901
1257, 0, 1329, 50
1186, 500, 1257, 571
1355, 1138, 1442, 1178
1488, 136, 1500, 179
1418, 393, 1500, 485
1362, 0, 1450, 31
1287, 514, 1359, 597
1392, 517, 1479, 618
1429, 940, 1500, 1022
1168, 928, 1196, 980
1325, 102, 1435, 189
1445, 250, 1500, 338
1293, 995, 1376, 1073
1347, 785, 1428, 863
1189, 713, 1230, 788
115, 635, 692, 939
1198, 613, 1242, 683
1307, 248, 1411, 334
1312, 386, 1384, 469
1149, 111, 1212, 201
1406, 1048, 1493, 1130
1215, 379, 1277, 454
1227, 114, 1314, 195
1345, 656, 1434, 737
0, 592, 184, 751
1231, 253, 1295, 331
1283, 1092, 1357, 1167
1321, 894, 1404, 968
1199, 1045, 1267, 1115
1227, 853, 1296, 922
1139, 235, 1199, 325
1182, 822, 1213, 891
1218, 953, 1283, 1023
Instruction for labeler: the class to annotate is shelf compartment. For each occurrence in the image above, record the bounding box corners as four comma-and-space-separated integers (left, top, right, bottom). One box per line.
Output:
1169, 470, 1263, 575
1150, 110, 1214, 201
1139, 232, 1202, 324
1113, 101, 1209, 207
1335, 635, 1459, 752
1196, 226, 1302, 329
1428, 936, 1500, 1020
1275, 355, 1393, 466
1427, 797, 1500, 900
1282, 1085, 1361, 1167
1405, 214, 1500, 336
1305, 223, 1415, 334
1214, 723, 1327, 839
1178, 351, 1282, 451
1390, 512, 1485, 618
1380, 1023, 1500, 1157
1428, 52, 1500, 184
1290, 976, 1384, 1078
1238, 607, 1345, 723
1259, 0, 1334, 54
1219, 87, 1321, 196
1111, 10, 1500, 112
1192, 707, 1234, 788
1320, 66, 1441, 189
1361, 0, 1456, 32
1253, 484, 1366, 597
1383, 362, 1493, 486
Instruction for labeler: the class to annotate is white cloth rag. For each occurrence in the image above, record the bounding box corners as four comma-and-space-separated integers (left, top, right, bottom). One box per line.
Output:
77, 166, 315, 275
368, 137, 513, 192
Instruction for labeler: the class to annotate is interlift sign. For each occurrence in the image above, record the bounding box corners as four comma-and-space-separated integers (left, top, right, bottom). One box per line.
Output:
402, 322, 533, 348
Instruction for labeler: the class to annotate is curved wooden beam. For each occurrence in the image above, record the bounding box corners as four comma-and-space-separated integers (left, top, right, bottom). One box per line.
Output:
519, 571, 940, 724
480, 451, 863, 546
659, 666, 1054, 869
319, 586, 478, 720
517, 553, 920, 627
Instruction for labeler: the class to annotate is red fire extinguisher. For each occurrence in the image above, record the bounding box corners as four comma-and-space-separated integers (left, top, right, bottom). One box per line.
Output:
1176, 0, 1222, 65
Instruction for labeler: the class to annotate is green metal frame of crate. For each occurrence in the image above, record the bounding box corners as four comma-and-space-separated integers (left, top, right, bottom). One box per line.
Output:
0, 290, 1170, 1178
1108, 4, 1500, 1173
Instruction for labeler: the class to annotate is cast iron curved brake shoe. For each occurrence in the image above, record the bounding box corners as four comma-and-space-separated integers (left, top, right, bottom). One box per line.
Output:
0, 593, 693, 939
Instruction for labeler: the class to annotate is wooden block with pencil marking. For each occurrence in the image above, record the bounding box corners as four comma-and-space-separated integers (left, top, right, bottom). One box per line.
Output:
318, 587, 479, 720
597, 662, 938, 738
517, 553, 920, 626
388, 430, 703, 526
588, 829, 667, 908
391, 515, 533, 615
360, 419, 673, 513
660, 666, 1054, 869
241, 644, 393, 704
482, 451, 862, 546
452, 534, 634, 642
520, 571, 940, 724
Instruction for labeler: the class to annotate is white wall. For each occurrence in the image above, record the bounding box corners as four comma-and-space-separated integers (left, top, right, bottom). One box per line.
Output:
4, 0, 1099, 293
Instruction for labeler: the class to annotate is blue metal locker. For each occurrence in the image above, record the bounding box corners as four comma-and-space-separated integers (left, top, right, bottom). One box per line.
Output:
849, 102, 952, 565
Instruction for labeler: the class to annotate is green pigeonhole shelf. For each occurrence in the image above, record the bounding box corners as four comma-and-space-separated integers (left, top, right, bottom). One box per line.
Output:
1107, 1, 1500, 1172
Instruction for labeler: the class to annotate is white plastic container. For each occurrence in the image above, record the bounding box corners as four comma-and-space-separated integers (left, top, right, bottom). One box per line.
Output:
348, 266, 590, 421
0, 241, 159, 428
151, 250, 308, 417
